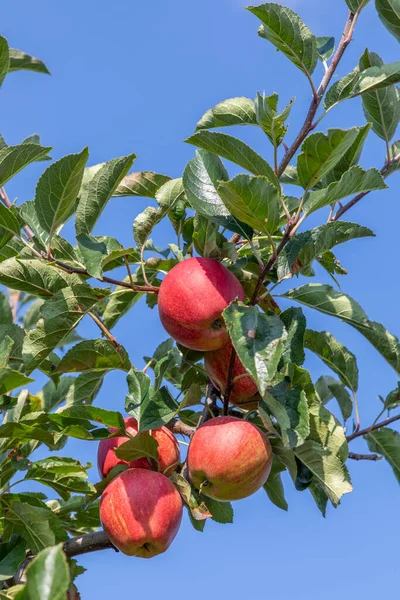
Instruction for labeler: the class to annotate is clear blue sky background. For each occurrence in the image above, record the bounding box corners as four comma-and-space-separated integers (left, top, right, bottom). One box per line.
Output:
1, 1, 399, 598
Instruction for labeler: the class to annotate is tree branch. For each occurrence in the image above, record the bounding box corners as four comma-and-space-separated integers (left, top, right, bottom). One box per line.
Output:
348, 452, 381, 461
278, 10, 359, 178
332, 153, 400, 221
167, 418, 196, 437
346, 413, 400, 442
51, 258, 160, 294
63, 531, 115, 557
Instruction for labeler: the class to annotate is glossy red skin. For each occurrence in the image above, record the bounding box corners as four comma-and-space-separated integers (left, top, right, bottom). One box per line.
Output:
100, 468, 183, 558
187, 416, 272, 502
204, 343, 260, 411
158, 257, 245, 351
97, 417, 180, 478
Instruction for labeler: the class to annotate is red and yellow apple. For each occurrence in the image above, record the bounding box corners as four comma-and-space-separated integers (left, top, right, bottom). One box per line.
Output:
204, 342, 260, 410
100, 468, 183, 558
187, 416, 272, 501
97, 417, 180, 478
158, 257, 245, 351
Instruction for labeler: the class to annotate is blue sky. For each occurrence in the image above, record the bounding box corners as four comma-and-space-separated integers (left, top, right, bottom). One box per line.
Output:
1, 0, 399, 598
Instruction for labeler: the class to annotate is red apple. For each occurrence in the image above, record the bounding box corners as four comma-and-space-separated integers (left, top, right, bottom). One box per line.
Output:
187, 416, 272, 501
100, 468, 183, 558
158, 257, 245, 351
97, 417, 180, 478
204, 342, 260, 410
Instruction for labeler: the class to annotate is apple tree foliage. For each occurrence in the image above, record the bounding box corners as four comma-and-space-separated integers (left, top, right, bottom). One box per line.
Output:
0, 0, 400, 595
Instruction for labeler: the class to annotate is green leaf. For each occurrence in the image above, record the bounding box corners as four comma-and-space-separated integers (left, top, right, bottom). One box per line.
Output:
387, 140, 400, 175
201, 496, 234, 524
254, 92, 294, 147
0, 422, 60, 448
218, 174, 280, 233
261, 383, 310, 448
354, 320, 400, 375
315, 375, 353, 421
280, 165, 301, 187
223, 303, 287, 396
324, 67, 361, 110
75, 154, 136, 236
0, 37, 9, 88
277, 221, 374, 279
316, 36, 335, 62
133, 207, 160, 250
0, 292, 12, 325
0, 368, 33, 394
4, 503, 57, 553
323, 123, 371, 185
366, 428, 400, 482
22, 284, 106, 373
183, 149, 252, 237
352, 61, 400, 96
114, 171, 171, 198
55, 339, 130, 374
304, 166, 387, 215
125, 369, 178, 431
305, 330, 358, 391
263, 456, 288, 510
196, 97, 257, 130
0, 259, 82, 298
346, 0, 371, 11
192, 214, 220, 258
280, 283, 368, 328
114, 432, 159, 462
65, 371, 106, 406
170, 472, 211, 522
39, 377, 74, 412
23, 544, 70, 600
375, 0, 400, 41
384, 382, 400, 410
24, 457, 94, 500
309, 481, 329, 516
0, 538, 26, 581
102, 284, 142, 330
247, 3, 318, 76
282, 284, 400, 375
76, 234, 138, 279
297, 128, 360, 189
51, 405, 124, 431
0, 143, 51, 186
294, 440, 352, 504
186, 131, 279, 187
359, 49, 400, 142
34, 149, 89, 243
8, 49, 50, 75
0, 205, 21, 240
280, 307, 306, 366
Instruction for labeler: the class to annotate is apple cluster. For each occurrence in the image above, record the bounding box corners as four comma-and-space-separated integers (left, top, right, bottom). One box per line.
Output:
98, 257, 272, 559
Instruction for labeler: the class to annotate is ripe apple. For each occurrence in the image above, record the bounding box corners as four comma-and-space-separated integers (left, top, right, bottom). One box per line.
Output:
204, 342, 260, 410
187, 416, 272, 501
158, 257, 245, 351
97, 417, 180, 478
100, 468, 183, 558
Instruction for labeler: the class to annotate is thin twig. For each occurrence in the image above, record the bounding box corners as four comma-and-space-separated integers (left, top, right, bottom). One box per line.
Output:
88, 312, 118, 346
278, 10, 359, 178
223, 348, 237, 416
348, 452, 382, 461
332, 153, 400, 221
124, 256, 136, 290
346, 413, 400, 442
